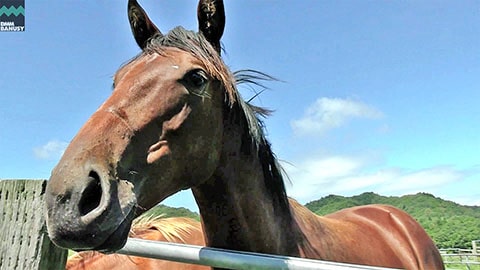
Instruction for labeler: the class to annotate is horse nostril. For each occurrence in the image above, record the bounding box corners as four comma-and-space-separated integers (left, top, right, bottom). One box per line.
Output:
79, 171, 103, 216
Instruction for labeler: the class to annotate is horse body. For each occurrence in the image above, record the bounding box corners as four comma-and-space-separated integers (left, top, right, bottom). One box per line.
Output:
45, 1, 444, 269
290, 200, 443, 268
67, 217, 207, 270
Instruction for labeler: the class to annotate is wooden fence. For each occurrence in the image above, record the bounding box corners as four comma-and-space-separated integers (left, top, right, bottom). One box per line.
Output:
0, 180, 67, 270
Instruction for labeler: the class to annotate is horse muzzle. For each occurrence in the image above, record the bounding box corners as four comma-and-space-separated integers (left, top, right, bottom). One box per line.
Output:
45, 160, 136, 252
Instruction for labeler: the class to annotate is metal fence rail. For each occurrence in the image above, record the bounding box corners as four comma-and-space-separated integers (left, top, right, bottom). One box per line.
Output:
118, 238, 399, 270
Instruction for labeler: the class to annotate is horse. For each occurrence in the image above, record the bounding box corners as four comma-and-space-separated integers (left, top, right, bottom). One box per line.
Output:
66, 216, 207, 270
45, 0, 445, 269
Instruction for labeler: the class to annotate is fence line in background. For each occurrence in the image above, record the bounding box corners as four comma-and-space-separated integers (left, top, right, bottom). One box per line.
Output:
440, 248, 480, 267
473, 241, 480, 254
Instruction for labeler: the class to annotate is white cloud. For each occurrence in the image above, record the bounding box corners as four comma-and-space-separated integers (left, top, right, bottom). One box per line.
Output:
284, 155, 466, 204
291, 97, 383, 136
284, 155, 369, 200
33, 140, 68, 160
377, 167, 463, 194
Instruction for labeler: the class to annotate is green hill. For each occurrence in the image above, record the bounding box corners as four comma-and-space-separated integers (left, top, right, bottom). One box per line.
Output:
141, 204, 200, 220
305, 192, 480, 249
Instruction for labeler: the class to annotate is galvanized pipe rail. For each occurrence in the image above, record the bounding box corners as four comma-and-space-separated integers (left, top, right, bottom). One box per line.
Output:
118, 238, 400, 270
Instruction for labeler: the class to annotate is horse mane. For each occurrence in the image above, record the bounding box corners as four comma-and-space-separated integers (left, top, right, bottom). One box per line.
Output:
130, 215, 200, 242
232, 70, 293, 224
66, 215, 200, 266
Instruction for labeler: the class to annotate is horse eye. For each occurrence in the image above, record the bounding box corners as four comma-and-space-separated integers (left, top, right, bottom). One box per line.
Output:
185, 69, 208, 88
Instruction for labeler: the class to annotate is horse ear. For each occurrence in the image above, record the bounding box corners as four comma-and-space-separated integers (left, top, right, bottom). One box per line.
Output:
128, 0, 161, 49
197, 0, 225, 53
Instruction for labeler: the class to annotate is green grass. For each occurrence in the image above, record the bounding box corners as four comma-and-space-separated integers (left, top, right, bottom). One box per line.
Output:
446, 265, 480, 270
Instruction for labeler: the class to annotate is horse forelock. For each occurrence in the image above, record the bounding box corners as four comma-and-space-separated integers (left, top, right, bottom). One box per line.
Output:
145, 26, 237, 104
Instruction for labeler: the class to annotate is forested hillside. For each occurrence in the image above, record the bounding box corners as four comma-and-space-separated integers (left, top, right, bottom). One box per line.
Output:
142, 204, 200, 220
305, 192, 480, 249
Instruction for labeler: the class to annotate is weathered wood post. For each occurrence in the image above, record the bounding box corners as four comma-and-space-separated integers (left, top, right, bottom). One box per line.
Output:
473, 240, 478, 255
0, 180, 67, 270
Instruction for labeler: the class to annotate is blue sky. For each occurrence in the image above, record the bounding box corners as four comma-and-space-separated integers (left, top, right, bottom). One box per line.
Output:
1, 1, 479, 211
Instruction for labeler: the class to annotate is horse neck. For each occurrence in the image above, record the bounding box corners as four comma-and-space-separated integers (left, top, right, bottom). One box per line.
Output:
192, 119, 301, 259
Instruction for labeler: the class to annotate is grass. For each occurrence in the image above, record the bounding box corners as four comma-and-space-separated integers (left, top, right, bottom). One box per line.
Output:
446, 265, 480, 270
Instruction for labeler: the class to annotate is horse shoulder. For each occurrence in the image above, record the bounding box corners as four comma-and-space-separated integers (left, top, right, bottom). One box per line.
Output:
325, 204, 444, 269
290, 201, 443, 269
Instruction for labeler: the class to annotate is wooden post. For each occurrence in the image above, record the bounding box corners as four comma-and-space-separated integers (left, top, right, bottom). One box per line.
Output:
0, 180, 67, 270
473, 240, 478, 255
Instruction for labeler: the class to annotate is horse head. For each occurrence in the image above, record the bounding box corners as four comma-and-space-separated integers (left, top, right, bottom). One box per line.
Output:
45, 0, 229, 252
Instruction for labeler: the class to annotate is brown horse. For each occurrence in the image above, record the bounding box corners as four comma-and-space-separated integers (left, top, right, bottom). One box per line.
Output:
45, 0, 444, 269
66, 216, 207, 270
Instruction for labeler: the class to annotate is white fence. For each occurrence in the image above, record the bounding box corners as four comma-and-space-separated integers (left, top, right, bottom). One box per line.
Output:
440, 247, 480, 268
117, 238, 400, 270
